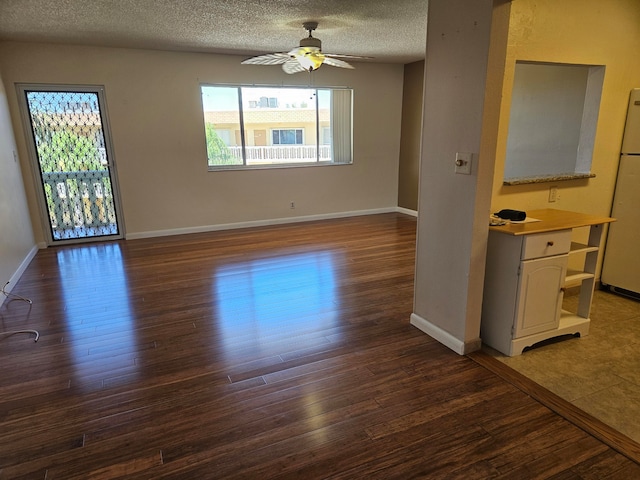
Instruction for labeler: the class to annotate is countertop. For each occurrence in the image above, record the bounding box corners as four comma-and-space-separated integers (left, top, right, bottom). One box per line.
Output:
489, 208, 615, 236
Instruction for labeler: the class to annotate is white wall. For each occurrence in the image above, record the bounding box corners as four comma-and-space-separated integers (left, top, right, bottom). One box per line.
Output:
0, 42, 404, 242
411, 0, 510, 354
0, 70, 37, 303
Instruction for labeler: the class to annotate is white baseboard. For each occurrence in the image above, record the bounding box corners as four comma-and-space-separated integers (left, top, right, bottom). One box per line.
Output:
127, 207, 408, 240
1, 244, 39, 307
396, 206, 418, 217
410, 313, 481, 355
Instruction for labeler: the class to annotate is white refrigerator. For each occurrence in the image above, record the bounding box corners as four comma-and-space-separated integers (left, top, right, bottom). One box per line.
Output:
602, 88, 640, 296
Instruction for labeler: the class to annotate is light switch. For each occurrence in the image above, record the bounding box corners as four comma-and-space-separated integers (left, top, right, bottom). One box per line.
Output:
454, 152, 472, 175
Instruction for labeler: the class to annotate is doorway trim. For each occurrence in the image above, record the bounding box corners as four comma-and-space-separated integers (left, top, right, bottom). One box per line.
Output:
16, 83, 126, 246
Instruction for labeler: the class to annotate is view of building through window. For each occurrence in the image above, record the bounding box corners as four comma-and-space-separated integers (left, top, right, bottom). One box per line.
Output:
201, 85, 353, 168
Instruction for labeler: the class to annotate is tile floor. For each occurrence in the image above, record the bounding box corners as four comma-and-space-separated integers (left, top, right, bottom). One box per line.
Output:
484, 289, 640, 444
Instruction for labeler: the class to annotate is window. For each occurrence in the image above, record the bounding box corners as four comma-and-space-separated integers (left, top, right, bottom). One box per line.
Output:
272, 129, 303, 145
216, 129, 232, 146
201, 85, 353, 169
321, 127, 332, 145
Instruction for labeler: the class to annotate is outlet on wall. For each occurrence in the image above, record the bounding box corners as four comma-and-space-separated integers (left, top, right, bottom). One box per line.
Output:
548, 186, 558, 203
290, 201, 295, 209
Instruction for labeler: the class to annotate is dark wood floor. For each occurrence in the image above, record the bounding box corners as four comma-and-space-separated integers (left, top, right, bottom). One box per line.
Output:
1, 213, 639, 479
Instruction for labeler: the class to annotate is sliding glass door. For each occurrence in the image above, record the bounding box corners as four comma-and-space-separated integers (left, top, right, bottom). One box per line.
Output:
18, 85, 124, 244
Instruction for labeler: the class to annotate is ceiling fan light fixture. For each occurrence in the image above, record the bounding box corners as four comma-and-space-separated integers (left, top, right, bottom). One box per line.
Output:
288, 46, 324, 72
241, 21, 364, 74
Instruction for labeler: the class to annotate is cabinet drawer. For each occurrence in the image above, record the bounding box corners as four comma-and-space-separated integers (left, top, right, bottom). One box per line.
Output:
521, 230, 571, 260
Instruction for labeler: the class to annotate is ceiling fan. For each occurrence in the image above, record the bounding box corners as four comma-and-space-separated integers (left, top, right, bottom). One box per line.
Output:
241, 22, 367, 74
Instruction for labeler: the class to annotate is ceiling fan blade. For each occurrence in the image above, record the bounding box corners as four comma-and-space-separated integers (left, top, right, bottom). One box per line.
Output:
325, 53, 373, 60
322, 56, 355, 69
282, 59, 307, 74
241, 52, 291, 66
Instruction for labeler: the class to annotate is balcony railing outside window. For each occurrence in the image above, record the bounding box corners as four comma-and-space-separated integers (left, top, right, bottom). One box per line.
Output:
228, 145, 332, 165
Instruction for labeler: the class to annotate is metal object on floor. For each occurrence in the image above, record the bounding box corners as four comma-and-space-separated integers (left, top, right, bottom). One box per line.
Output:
1, 281, 39, 342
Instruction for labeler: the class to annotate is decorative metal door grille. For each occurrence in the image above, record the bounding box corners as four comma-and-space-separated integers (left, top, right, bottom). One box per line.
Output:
23, 90, 121, 242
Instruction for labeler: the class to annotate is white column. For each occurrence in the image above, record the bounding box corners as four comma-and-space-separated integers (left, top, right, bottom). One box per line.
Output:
411, 0, 511, 354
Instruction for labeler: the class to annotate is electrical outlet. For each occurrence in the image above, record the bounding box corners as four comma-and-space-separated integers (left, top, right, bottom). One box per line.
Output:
290, 201, 295, 209
548, 186, 558, 203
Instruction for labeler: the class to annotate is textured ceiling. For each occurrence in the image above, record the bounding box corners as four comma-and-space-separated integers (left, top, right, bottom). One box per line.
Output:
0, 0, 428, 64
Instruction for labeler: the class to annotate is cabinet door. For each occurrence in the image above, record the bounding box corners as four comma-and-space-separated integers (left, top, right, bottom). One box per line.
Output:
513, 255, 568, 338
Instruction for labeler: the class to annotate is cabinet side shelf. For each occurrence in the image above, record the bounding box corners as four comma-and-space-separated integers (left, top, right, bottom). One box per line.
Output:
560, 309, 589, 323
569, 242, 599, 254
566, 269, 595, 284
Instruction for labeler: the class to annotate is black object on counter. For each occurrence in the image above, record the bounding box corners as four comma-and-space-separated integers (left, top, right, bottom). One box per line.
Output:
494, 209, 527, 221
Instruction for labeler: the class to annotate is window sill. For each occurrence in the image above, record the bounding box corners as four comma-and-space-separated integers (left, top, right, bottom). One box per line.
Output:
208, 162, 352, 172
503, 172, 595, 186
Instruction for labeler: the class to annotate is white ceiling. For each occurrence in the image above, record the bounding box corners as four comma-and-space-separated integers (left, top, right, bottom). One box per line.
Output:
0, 0, 428, 64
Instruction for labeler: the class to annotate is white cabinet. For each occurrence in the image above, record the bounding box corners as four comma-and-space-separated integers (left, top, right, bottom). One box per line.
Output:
481, 209, 614, 356
515, 254, 567, 338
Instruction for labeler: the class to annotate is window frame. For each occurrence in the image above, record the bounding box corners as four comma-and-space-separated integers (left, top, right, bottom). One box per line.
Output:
201, 84, 353, 171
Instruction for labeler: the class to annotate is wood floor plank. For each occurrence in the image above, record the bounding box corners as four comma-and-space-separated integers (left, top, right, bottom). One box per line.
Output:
469, 349, 640, 464
1, 213, 639, 478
